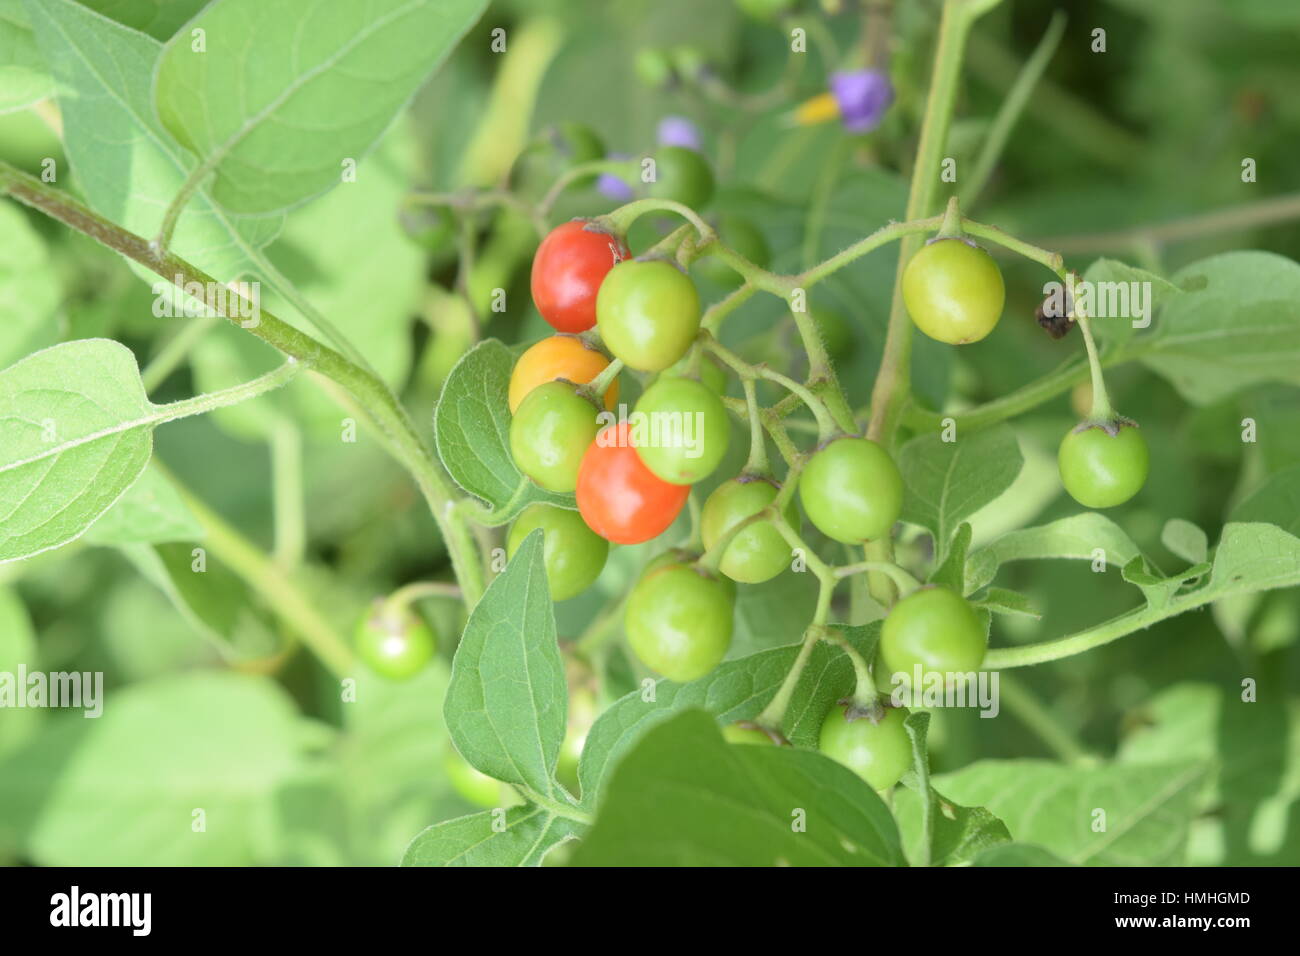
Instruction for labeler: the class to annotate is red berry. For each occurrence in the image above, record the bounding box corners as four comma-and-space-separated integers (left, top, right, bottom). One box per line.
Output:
531, 220, 629, 333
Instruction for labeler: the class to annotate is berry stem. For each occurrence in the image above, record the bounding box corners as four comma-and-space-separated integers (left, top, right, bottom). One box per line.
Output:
583, 358, 624, 403
0, 159, 489, 609
833, 559, 922, 595
824, 629, 880, 711
741, 379, 772, 476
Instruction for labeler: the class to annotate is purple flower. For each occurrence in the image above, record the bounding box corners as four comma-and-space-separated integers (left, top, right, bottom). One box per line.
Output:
829, 69, 893, 133
597, 151, 635, 201
657, 115, 702, 151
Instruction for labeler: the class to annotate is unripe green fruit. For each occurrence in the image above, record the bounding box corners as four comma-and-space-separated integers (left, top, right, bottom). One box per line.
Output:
799, 436, 903, 543
1058, 421, 1149, 508
880, 585, 987, 687
355, 602, 436, 681
818, 705, 911, 791
509, 381, 602, 493
625, 563, 734, 682
507, 504, 608, 601
701, 477, 798, 584
902, 238, 1005, 345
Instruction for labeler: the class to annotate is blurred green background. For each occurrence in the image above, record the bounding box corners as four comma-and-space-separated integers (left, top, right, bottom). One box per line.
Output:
1, 0, 1298, 866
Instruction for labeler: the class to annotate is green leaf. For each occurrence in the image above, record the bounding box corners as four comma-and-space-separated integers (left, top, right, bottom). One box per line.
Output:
899, 424, 1023, 561
443, 530, 568, 800
1116, 682, 1297, 864
576, 625, 877, 806
965, 512, 1143, 593
3, 672, 315, 865
402, 807, 578, 867
0, 199, 60, 368
153, 0, 488, 215
1201, 522, 1300, 600
77, 0, 209, 41
930, 759, 1209, 865
0, 340, 155, 563
26, 0, 281, 282
928, 521, 972, 592
571, 710, 906, 866
1120, 555, 1209, 610
970, 842, 1072, 866
434, 339, 572, 517
894, 710, 1011, 867
1231, 464, 1300, 537
971, 586, 1041, 619
122, 541, 282, 662
1141, 251, 1300, 404
83, 463, 202, 545
0, 0, 51, 112
1161, 517, 1208, 565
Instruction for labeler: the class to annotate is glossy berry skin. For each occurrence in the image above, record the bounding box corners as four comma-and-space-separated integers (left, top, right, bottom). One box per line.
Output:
880, 585, 987, 686
508, 335, 619, 413
625, 563, 734, 682
531, 220, 629, 334
722, 723, 774, 745
576, 423, 691, 544
355, 603, 436, 681
596, 259, 701, 372
642, 547, 737, 604
509, 381, 602, 493
902, 238, 1005, 345
819, 705, 911, 791
1058, 422, 1149, 508
648, 145, 715, 209
507, 504, 608, 601
799, 437, 903, 544
701, 477, 797, 584
632, 377, 730, 484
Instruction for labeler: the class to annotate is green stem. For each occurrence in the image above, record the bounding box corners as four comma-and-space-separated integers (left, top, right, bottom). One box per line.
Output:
754, 624, 823, 729
960, 11, 1066, 209
153, 360, 299, 421
141, 315, 220, 391
270, 418, 305, 570
538, 158, 635, 217
997, 672, 1093, 764
602, 197, 714, 244
867, 0, 1001, 446
833, 559, 922, 595
825, 629, 877, 708
985, 588, 1221, 669
385, 580, 464, 609
158, 463, 355, 676
741, 379, 771, 476
0, 159, 487, 608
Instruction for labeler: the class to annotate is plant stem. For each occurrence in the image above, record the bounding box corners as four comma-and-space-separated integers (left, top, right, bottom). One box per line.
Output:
996, 672, 1093, 764
960, 11, 1066, 209
741, 379, 771, 475
153, 360, 299, 420
1034, 191, 1300, 254
754, 625, 823, 729
867, 0, 1000, 447
270, 418, 306, 570
833, 559, 921, 595
157, 463, 355, 676
0, 160, 487, 607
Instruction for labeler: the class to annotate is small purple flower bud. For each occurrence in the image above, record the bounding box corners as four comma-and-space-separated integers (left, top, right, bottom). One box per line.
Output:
597, 152, 635, 201
657, 115, 702, 151
829, 69, 893, 133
